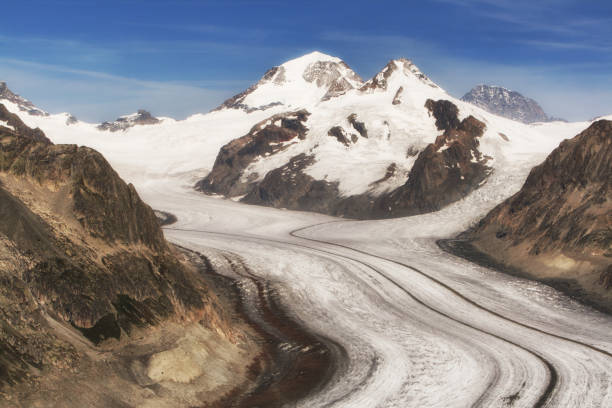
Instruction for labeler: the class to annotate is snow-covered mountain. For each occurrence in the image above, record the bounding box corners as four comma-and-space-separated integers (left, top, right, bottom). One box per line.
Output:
97, 109, 161, 132
461, 84, 555, 124
194, 56, 597, 218
0, 52, 608, 219
213, 51, 363, 112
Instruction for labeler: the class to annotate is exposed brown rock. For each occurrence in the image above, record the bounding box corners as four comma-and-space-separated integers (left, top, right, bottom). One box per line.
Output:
458, 120, 612, 312
242, 154, 340, 213
425, 99, 460, 131
360, 60, 398, 92
369, 163, 398, 187
306, 61, 362, 101
328, 126, 351, 146
196, 110, 310, 197
348, 113, 368, 138
360, 58, 437, 92
0, 82, 48, 117
197, 100, 492, 220
392, 86, 404, 105
0, 105, 250, 403
371, 100, 490, 218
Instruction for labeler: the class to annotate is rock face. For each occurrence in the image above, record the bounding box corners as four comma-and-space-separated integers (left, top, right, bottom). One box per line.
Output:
458, 120, 612, 311
0, 104, 246, 404
213, 51, 363, 113
243, 154, 341, 214
0, 82, 48, 117
97, 109, 161, 132
372, 100, 490, 217
360, 58, 438, 92
195, 110, 310, 196
199, 98, 492, 220
461, 84, 554, 124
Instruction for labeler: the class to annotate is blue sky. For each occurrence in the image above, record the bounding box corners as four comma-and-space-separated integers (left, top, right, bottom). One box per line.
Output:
1, 0, 611, 121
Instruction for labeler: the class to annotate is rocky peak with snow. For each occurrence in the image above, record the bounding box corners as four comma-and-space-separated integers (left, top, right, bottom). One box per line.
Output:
361, 59, 438, 92
97, 109, 161, 132
213, 51, 363, 112
0, 82, 48, 117
461, 84, 554, 124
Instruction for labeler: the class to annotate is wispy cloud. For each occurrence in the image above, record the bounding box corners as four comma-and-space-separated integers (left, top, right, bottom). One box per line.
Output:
520, 40, 612, 53
0, 58, 242, 121
433, 0, 611, 39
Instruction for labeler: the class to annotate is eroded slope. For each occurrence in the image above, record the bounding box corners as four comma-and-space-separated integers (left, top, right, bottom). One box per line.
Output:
458, 120, 612, 311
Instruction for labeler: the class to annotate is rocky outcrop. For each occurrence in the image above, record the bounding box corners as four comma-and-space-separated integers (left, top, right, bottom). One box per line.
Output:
457, 120, 612, 312
195, 110, 310, 196
97, 109, 160, 132
392, 87, 404, 105
371, 99, 491, 217
347, 113, 368, 138
198, 98, 492, 220
328, 126, 354, 146
461, 84, 556, 124
213, 67, 286, 113
0, 104, 255, 404
306, 61, 363, 100
327, 114, 368, 147
214, 55, 363, 112
242, 154, 340, 213
0, 82, 48, 117
360, 59, 438, 92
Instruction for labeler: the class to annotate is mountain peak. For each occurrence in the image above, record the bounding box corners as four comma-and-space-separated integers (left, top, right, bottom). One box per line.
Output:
0, 81, 48, 117
97, 109, 161, 132
361, 58, 438, 92
214, 52, 363, 112
280, 51, 342, 67
461, 84, 555, 124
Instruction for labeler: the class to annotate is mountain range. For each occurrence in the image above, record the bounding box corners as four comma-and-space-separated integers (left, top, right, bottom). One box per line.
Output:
0, 50, 611, 405
0, 52, 606, 218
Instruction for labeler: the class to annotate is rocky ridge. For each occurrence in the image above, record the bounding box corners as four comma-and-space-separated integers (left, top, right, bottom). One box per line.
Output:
213, 51, 363, 113
461, 84, 555, 124
0, 104, 263, 406
0, 82, 47, 117
456, 120, 612, 312
97, 109, 161, 132
200, 97, 491, 219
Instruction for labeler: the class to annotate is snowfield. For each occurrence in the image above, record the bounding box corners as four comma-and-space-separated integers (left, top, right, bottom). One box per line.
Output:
3, 51, 612, 407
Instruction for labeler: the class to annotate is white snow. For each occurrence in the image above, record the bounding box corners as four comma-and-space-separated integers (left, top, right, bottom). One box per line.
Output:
240, 51, 362, 110
0, 119, 14, 131
1, 55, 599, 200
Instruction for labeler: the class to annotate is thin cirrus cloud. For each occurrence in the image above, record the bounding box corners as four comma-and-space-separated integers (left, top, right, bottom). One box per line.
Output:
1, 0, 610, 122
433, 0, 611, 38
521, 40, 612, 53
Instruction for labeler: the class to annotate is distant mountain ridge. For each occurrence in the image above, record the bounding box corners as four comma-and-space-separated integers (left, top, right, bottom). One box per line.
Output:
97, 109, 161, 132
0, 81, 48, 117
461, 84, 559, 124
